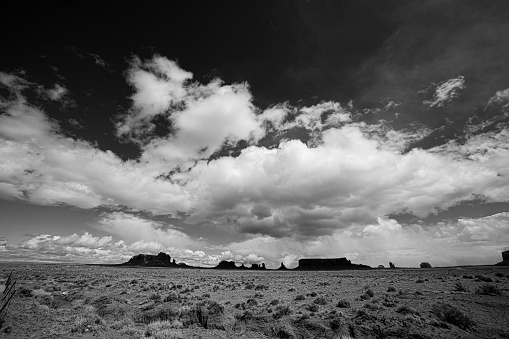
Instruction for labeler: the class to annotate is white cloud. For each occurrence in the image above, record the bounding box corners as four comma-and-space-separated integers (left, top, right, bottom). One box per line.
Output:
53, 232, 112, 248
118, 56, 192, 135
0, 103, 56, 140
46, 84, 68, 101
423, 75, 465, 108
96, 212, 204, 250
140, 80, 264, 165
185, 124, 501, 239
486, 87, 509, 111
218, 213, 509, 268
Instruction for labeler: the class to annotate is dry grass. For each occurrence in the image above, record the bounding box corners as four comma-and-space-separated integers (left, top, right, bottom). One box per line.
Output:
476, 284, 502, 295
431, 303, 474, 330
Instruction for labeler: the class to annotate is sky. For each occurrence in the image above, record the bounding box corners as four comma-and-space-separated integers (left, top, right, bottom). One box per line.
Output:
1, 0, 509, 268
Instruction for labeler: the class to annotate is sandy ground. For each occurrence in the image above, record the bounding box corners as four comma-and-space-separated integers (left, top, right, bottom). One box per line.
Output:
0, 263, 508, 338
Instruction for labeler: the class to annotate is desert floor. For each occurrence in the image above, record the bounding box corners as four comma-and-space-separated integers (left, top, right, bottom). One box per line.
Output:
0, 263, 508, 339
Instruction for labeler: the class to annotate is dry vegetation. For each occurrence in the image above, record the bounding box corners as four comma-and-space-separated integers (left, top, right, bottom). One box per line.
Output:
0, 263, 508, 338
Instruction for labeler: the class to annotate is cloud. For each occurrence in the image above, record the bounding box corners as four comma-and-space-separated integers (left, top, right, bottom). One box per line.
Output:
119, 55, 264, 167
185, 122, 503, 239
0, 77, 191, 212
46, 84, 68, 101
1, 57, 509, 266
118, 56, 192, 135
218, 212, 509, 268
422, 76, 465, 108
96, 212, 204, 250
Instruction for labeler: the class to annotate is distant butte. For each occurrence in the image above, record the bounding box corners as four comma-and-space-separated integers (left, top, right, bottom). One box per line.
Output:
121, 252, 190, 268
495, 250, 509, 266
295, 258, 371, 270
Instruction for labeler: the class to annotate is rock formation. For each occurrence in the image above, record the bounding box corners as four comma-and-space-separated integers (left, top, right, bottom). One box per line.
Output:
378, 265, 385, 269
495, 250, 509, 266
214, 261, 237, 269
250, 263, 267, 270
278, 262, 288, 270
420, 262, 432, 268
389, 262, 396, 269
123, 252, 173, 266
295, 258, 371, 270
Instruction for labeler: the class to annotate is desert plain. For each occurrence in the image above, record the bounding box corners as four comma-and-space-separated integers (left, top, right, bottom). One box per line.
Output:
0, 263, 508, 339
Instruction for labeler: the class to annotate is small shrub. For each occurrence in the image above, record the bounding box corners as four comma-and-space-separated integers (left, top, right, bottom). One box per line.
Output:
273, 305, 292, 319
495, 272, 504, 278
245, 283, 255, 290
387, 286, 396, 292
295, 294, 305, 301
365, 289, 374, 297
255, 284, 269, 290
314, 297, 327, 305
246, 298, 258, 307
308, 291, 317, 297
136, 304, 180, 324
396, 305, 419, 315
476, 284, 501, 295
431, 303, 474, 330
475, 275, 493, 282
164, 291, 179, 302
364, 303, 381, 311
454, 282, 468, 292
416, 279, 425, 283
360, 293, 371, 301
149, 293, 162, 302
336, 299, 350, 308
270, 299, 280, 306
17, 286, 33, 297
307, 304, 319, 312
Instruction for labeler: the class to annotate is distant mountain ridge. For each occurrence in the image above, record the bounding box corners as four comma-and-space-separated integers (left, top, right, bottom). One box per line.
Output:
120, 253, 372, 270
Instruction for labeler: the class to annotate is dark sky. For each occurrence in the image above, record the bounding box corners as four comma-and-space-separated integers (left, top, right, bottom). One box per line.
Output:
1, 0, 509, 267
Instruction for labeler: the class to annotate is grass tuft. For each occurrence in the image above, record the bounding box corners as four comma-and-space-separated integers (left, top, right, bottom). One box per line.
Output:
431, 303, 474, 330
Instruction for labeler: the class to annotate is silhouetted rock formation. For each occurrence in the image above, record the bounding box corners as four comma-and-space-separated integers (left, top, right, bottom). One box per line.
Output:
495, 250, 509, 266
389, 262, 396, 269
420, 262, 432, 268
214, 261, 237, 269
295, 258, 370, 270
250, 263, 266, 270
278, 262, 288, 270
124, 252, 174, 266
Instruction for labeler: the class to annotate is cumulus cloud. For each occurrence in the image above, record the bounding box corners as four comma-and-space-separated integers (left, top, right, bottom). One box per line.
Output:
119, 56, 264, 167
118, 55, 193, 135
185, 123, 502, 239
